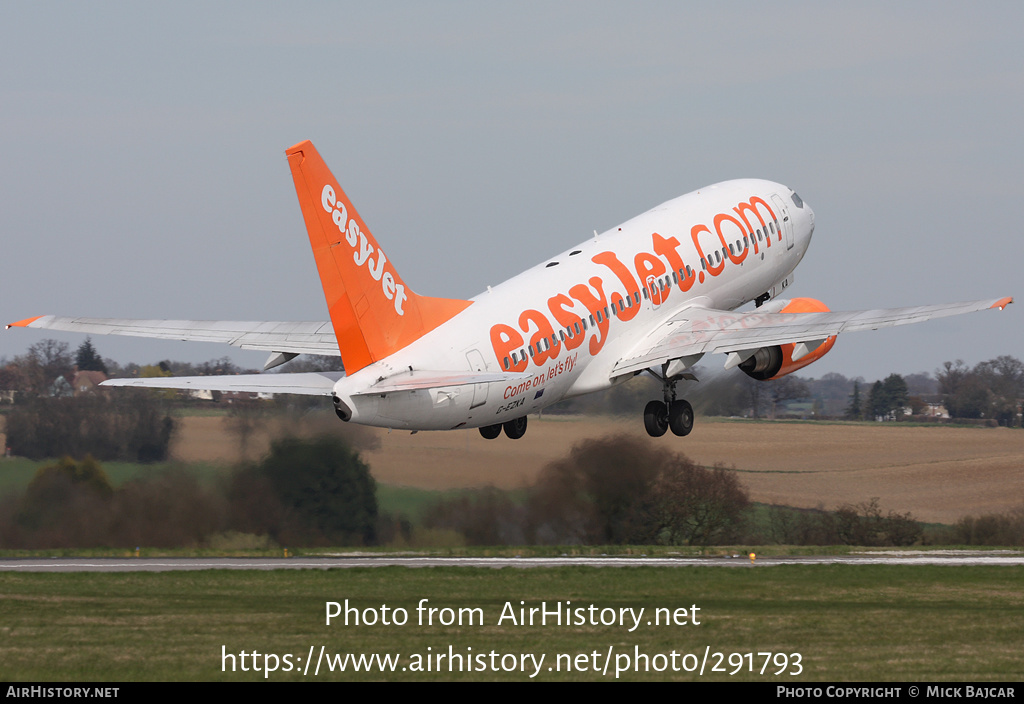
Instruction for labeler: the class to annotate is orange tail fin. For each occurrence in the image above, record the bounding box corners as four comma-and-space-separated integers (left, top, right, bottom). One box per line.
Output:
286, 141, 471, 373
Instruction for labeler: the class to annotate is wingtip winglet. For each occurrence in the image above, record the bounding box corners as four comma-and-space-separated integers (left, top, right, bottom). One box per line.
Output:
6, 315, 45, 330
991, 297, 1013, 311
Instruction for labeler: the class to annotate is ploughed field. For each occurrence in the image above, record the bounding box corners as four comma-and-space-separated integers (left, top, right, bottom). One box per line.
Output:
172, 415, 1024, 524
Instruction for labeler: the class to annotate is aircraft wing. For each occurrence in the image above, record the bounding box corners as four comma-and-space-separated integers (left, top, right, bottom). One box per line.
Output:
6, 316, 339, 356
101, 371, 344, 396
612, 297, 1013, 377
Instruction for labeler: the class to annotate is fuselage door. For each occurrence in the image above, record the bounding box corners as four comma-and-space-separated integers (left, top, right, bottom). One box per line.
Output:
466, 349, 488, 409
646, 275, 662, 311
771, 194, 794, 250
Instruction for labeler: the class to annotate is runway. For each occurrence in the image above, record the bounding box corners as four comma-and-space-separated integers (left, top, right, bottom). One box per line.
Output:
2, 551, 1022, 571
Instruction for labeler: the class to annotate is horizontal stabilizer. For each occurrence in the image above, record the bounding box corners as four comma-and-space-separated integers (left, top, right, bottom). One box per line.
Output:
101, 372, 343, 396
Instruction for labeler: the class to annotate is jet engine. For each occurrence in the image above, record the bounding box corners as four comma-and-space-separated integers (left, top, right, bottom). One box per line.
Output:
738, 298, 837, 381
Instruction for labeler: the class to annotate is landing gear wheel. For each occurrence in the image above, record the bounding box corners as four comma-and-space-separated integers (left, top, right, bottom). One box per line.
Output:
669, 399, 694, 437
644, 400, 668, 437
479, 423, 502, 440
503, 416, 528, 439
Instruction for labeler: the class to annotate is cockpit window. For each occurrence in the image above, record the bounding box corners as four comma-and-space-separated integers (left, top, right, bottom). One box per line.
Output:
791, 192, 804, 208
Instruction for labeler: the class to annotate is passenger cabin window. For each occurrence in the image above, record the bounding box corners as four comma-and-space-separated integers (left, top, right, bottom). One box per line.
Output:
569, 249, 582, 255
546, 262, 558, 268
503, 356, 510, 370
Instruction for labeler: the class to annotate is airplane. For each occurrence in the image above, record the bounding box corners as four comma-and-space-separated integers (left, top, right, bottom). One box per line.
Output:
8, 141, 1013, 439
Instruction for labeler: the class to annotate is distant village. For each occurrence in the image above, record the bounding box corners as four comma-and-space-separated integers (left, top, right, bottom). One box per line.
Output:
1, 337, 1021, 428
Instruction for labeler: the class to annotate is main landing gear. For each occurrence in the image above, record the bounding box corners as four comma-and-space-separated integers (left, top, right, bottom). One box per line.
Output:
644, 398, 693, 437
643, 367, 695, 438
479, 416, 527, 440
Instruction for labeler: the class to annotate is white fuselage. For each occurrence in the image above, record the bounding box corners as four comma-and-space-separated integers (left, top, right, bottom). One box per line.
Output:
332, 179, 814, 430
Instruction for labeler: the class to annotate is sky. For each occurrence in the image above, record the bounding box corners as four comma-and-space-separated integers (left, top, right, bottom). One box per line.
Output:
1, 1, 1021, 382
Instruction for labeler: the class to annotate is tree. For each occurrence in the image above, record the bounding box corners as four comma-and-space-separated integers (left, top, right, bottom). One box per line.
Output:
743, 374, 767, 418
2, 339, 74, 398
276, 355, 345, 373
937, 358, 966, 413
224, 403, 268, 461
974, 355, 1024, 426
845, 380, 863, 420
833, 498, 921, 547
946, 376, 993, 419
15, 456, 114, 542
937, 358, 1018, 420
866, 380, 886, 419
5, 391, 175, 461
74, 338, 108, 374
865, 374, 909, 420
651, 461, 750, 546
526, 435, 750, 546
766, 375, 809, 418
881, 374, 909, 418
527, 435, 663, 544
973, 356, 1024, 398
422, 487, 525, 545
904, 372, 937, 397
234, 435, 378, 545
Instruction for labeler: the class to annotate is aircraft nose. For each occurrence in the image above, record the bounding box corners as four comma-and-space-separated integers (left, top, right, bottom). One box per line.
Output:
795, 196, 814, 252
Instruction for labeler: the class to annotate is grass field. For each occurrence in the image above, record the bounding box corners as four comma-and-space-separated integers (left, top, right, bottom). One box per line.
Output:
5, 414, 1021, 525
0, 565, 1020, 681
168, 413, 1024, 524
2, 414, 1021, 682
369, 418, 1024, 525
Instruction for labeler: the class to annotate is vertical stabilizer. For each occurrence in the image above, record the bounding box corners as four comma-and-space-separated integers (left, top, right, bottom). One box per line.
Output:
286, 141, 472, 373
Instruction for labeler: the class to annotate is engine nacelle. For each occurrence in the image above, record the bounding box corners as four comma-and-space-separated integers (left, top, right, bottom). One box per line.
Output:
738, 298, 837, 381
